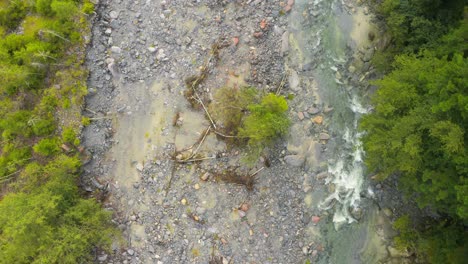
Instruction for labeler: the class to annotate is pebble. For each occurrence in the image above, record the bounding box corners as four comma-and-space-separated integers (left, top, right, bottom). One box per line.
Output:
200, 172, 210, 181
319, 133, 330, 140
312, 115, 323, 124
148, 46, 157, 53
308, 107, 320, 115
127, 249, 135, 256
98, 254, 108, 261
136, 162, 144, 171
284, 155, 305, 167
312, 215, 320, 224
194, 183, 200, 190
111, 46, 122, 54
297, 112, 304, 120
109, 10, 119, 19
181, 198, 187, 205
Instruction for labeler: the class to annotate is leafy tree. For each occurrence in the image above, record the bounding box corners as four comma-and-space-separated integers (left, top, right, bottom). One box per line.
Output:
33, 137, 60, 156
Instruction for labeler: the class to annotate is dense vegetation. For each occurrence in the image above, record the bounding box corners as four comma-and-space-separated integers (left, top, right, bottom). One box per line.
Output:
0, 0, 116, 262
362, 0, 467, 262
211, 87, 290, 163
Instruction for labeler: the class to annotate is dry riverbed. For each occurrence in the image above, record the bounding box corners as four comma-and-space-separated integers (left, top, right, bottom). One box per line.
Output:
82, 0, 403, 263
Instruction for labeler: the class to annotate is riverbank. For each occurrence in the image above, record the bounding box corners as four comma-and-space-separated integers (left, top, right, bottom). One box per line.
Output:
83, 0, 406, 263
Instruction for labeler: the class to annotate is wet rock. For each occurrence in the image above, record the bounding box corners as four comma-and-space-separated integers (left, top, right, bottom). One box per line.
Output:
312, 216, 320, 224
284, 155, 305, 167
383, 208, 393, 217
362, 48, 374, 62
319, 133, 330, 140
312, 115, 323, 124
308, 107, 320, 115
316, 171, 329, 180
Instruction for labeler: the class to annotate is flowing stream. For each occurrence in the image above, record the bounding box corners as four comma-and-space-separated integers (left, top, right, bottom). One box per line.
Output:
288, 0, 391, 263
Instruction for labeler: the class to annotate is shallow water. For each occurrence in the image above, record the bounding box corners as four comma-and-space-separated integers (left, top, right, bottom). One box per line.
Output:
288, 0, 389, 262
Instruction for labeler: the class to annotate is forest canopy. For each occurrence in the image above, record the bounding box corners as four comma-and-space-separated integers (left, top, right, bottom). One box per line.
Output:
362, 1, 468, 262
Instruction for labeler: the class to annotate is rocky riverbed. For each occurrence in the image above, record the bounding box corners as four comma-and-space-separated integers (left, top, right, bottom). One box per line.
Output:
82, 0, 411, 263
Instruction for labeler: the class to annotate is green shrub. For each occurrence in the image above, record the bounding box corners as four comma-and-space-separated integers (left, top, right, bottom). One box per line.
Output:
210, 87, 290, 164
33, 137, 60, 156
81, 0, 94, 14
62, 126, 79, 146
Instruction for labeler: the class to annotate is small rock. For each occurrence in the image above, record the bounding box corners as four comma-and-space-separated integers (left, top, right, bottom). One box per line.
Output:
136, 162, 144, 172
127, 249, 134, 256
239, 203, 250, 212
323, 106, 334, 113
308, 107, 320, 115
319, 133, 330, 140
194, 183, 200, 190
312, 115, 323, 124
297, 112, 304, 120
105, 28, 112, 35
284, 155, 305, 167
109, 10, 119, 19
312, 249, 318, 257
148, 46, 157, 53
312, 216, 320, 224
383, 208, 393, 217
130, 215, 137, 221
238, 210, 246, 218
281, 31, 289, 56
110, 46, 121, 54
232, 37, 239, 46
253, 32, 263, 38
98, 254, 108, 261
181, 198, 187, 205
316, 171, 329, 180
200, 172, 210, 181
302, 246, 308, 255
289, 70, 300, 91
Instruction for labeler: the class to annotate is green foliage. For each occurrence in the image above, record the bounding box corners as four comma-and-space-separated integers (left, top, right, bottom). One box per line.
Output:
393, 215, 467, 263
210, 87, 290, 164
375, 0, 465, 69
0, 161, 116, 263
33, 137, 60, 156
0, 2, 118, 261
81, 0, 94, 14
362, 7, 468, 263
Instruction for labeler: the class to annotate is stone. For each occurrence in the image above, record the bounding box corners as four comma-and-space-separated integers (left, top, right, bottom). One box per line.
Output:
105, 28, 112, 35
284, 155, 305, 167
181, 198, 187, 205
109, 10, 119, 19
98, 254, 108, 261
316, 171, 329, 180
383, 208, 393, 217
130, 215, 137, 221
319, 133, 330, 140
136, 162, 144, 172
288, 70, 300, 91
297, 112, 304, 120
148, 46, 157, 53
239, 203, 250, 212
312, 115, 323, 124
308, 107, 320, 115
194, 183, 200, 190
110, 46, 122, 54
127, 249, 135, 256
281, 31, 289, 55
238, 210, 246, 218
200, 172, 210, 181
312, 216, 320, 224
302, 246, 308, 255
362, 48, 374, 62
